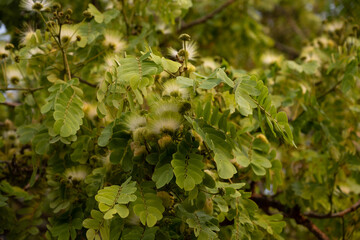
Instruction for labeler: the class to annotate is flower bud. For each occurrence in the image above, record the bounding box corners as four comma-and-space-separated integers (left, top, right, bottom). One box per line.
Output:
83, 10, 92, 18
32, 2, 43, 11
66, 9, 73, 15
179, 33, 191, 41
15, 55, 20, 63
52, 3, 61, 10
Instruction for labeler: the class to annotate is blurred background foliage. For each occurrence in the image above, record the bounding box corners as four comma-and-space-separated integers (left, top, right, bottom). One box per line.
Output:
1, 0, 359, 68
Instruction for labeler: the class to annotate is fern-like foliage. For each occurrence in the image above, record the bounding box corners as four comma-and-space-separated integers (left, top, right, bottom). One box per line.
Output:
171, 136, 204, 191
97, 54, 162, 116
186, 117, 237, 179
82, 210, 110, 240
94, 177, 137, 220
235, 74, 295, 146
122, 226, 158, 240
131, 181, 165, 227
178, 205, 220, 240
53, 84, 84, 138
83, 178, 137, 239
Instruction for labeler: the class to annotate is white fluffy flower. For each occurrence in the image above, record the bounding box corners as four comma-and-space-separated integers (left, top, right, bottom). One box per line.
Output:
64, 166, 88, 181
163, 80, 188, 99
152, 101, 180, 116
7, 66, 23, 85
125, 114, 147, 132
0, 42, 9, 59
168, 41, 198, 61
20, 24, 37, 45
103, 54, 120, 72
60, 24, 77, 43
20, 0, 52, 12
149, 112, 182, 135
260, 51, 283, 66
324, 21, 343, 32
103, 31, 127, 53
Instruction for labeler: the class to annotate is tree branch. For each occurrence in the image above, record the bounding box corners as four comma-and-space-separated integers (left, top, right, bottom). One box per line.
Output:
178, 0, 237, 32
251, 194, 329, 240
274, 41, 299, 59
304, 199, 360, 219
0, 102, 21, 107
74, 76, 97, 88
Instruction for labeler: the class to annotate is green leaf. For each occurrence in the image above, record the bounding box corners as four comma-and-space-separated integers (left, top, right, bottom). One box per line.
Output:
302, 61, 319, 74
214, 152, 237, 179
132, 182, 165, 227
98, 122, 115, 147
152, 163, 174, 189
103, 9, 119, 24
341, 59, 357, 93
251, 162, 266, 176
287, 60, 302, 73
217, 68, 234, 88
171, 140, 204, 191
176, 76, 194, 87
94, 177, 137, 220
53, 85, 84, 138
151, 53, 181, 73
0, 93, 5, 103
88, 4, 104, 23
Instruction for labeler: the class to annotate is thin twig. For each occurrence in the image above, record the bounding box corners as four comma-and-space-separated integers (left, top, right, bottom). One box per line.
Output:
0, 87, 44, 92
304, 199, 360, 219
178, 0, 237, 32
274, 41, 299, 59
74, 76, 97, 88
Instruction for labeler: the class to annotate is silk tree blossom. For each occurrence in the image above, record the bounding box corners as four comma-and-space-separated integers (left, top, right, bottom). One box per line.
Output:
20, 0, 52, 12
300, 46, 322, 63
324, 21, 343, 32
149, 112, 182, 135
103, 54, 120, 72
7, 66, 23, 85
260, 51, 283, 66
60, 24, 77, 43
103, 30, 127, 53
152, 101, 180, 116
64, 166, 88, 181
0, 42, 9, 59
163, 80, 189, 99
20, 24, 37, 45
168, 41, 198, 61
125, 114, 147, 132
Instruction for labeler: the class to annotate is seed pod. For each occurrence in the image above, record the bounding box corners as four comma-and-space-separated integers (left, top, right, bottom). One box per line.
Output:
5, 43, 14, 50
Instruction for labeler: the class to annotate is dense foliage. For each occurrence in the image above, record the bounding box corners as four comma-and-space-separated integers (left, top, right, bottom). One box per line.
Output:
0, 0, 359, 239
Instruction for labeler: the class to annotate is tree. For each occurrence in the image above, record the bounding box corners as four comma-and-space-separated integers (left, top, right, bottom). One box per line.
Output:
0, 0, 359, 239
